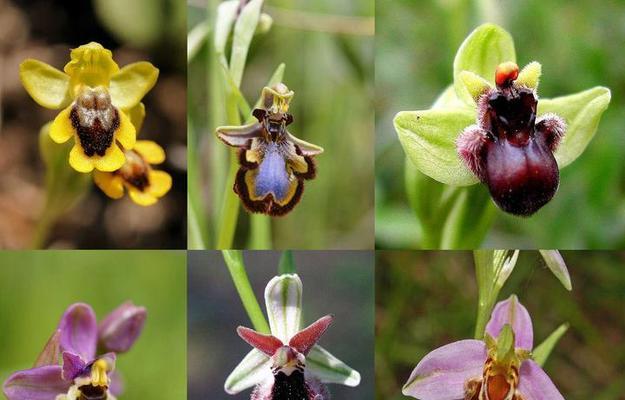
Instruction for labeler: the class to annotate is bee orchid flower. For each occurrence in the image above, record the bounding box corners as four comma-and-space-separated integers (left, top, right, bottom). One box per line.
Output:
225, 274, 360, 399
403, 295, 564, 400
216, 84, 323, 216
3, 302, 146, 400
20, 42, 159, 173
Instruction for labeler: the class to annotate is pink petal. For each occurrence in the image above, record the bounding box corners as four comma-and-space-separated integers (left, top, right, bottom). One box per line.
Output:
58, 303, 98, 360
3, 365, 70, 400
518, 360, 564, 400
485, 295, 533, 350
289, 315, 333, 356
237, 326, 284, 356
98, 301, 147, 354
403, 340, 487, 400
61, 351, 86, 381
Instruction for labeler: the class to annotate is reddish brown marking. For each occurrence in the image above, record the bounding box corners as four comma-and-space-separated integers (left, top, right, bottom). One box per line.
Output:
495, 62, 519, 88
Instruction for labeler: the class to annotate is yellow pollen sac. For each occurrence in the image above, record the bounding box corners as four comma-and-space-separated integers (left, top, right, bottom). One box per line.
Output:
90, 359, 109, 387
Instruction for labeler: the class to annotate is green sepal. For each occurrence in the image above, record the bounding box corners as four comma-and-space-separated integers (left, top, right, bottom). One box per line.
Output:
532, 323, 569, 366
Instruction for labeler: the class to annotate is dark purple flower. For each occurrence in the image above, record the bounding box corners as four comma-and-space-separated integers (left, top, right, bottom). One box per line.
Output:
457, 62, 566, 216
403, 296, 564, 400
3, 302, 146, 400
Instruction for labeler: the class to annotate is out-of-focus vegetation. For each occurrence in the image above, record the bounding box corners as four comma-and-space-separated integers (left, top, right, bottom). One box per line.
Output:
187, 250, 375, 399
0, 251, 187, 399
0, 0, 186, 249
376, 251, 625, 400
376, 0, 625, 249
188, 0, 374, 249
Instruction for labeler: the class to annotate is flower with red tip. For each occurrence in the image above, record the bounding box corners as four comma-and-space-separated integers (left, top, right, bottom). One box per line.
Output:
403, 296, 564, 400
3, 302, 146, 400
225, 274, 360, 399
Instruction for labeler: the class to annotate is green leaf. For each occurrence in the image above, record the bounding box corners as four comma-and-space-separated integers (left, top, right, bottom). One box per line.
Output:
395, 108, 478, 186
440, 185, 496, 249
533, 323, 569, 366
187, 21, 210, 63
538, 250, 572, 291
230, 0, 264, 87
453, 23, 516, 106
539, 86, 611, 169
214, 0, 239, 56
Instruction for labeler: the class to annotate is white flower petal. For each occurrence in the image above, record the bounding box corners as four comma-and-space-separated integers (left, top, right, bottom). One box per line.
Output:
306, 345, 361, 387
224, 349, 272, 394
264, 274, 303, 342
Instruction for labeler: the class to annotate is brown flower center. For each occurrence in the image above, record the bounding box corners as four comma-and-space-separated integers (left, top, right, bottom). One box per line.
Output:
464, 358, 522, 400
117, 150, 150, 191
70, 87, 119, 157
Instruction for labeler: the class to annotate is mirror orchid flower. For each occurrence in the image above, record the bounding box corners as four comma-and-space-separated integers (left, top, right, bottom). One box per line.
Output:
216, 84, 323, 216
225, 274, 360, 399
20, 42, 159, 173
3, 302, 146, 400
403, 295, 564, 400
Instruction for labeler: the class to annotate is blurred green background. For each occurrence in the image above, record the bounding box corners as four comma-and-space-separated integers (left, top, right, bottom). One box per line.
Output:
188, 0, 374, 249
0, 251, 187, 399
376, 251, 625, 400
376, 0, 625, 248
187, 250, 375, 399
0, 0, 186, 249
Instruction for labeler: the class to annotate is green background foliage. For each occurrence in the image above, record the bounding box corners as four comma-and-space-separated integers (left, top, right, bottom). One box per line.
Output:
376, 0, 625, 249
0, 251, 187, 399
188, 0, 374, 249
187, 250, 375, 399
376, 251, 625, 399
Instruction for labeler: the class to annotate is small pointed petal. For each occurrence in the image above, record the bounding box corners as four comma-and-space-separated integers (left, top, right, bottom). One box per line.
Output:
403, 339, 486, 400
517, 360, 564, 400
307, 346, 361, 387
61, 352, 86, 381
224, 349, 272, 394
237, 326, 284, 356
58, 303, 98, 361
538, 250, 572, 291
264, 274, 303, 343
34, 330, 61, 367
216, 123, 264, 147
485, 295, 533, 350
3, 365, 70, 400
516, 61, 542, 89
289, 315, 334, 356
98, 302, 147, 354
458, 71, 492, 103
287, 132, 324, 156
109, 371, 124, 397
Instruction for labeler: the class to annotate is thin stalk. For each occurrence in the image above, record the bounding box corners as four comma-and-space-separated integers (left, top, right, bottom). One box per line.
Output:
278, 250, 295, 274
223, 250, 270, 333
216, 150, 241, 248
249, 214, 271, 249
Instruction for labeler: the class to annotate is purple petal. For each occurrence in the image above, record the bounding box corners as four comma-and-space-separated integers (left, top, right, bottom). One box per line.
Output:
485, 295, 533, 350
403, 339, 486, 400
109, 371, 124, 397
62, 352, 86, 381
518, 360, 564, 400
98, 302, 147, 353
3, 366, 70, 400
58, 303, 98, 360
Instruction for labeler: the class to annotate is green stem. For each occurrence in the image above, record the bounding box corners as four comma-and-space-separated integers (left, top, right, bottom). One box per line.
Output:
216, 151, 241, 249
249, 214, 271, 249
223, 250, 270, 333
31, 208, 55, 249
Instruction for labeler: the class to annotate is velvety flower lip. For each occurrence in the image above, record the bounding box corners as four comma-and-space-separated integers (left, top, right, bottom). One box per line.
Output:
3, 301, 146, 400
216, 83, 324, 216
403, 296, 564, 400
224, 274, 360, 397
19, 42, 159, 173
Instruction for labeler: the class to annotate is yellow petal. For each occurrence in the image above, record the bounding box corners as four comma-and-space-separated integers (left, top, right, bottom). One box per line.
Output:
128, 188, 158, 206
64, 42, 119, 91
69, 144, 95, 173
109, 62, 159, 110
49, 105, 75, 144
148, 170, 172, 197
127, 102, 146, 132
115, 110, 136, 149
19, 59, 72, 109
93, 171, 125, 199
93, 144, 126, 172
134, 140, 165, 164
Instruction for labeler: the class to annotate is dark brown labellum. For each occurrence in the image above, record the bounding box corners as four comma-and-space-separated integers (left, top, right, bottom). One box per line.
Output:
457, 64, 565, 216
78, 384, 108, 400
71, 89, 119, 157
116, 150, 150, 192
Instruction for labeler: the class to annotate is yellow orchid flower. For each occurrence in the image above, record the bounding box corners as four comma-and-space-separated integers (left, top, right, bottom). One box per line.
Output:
19, 42, 159, 173
93, 140, 172, 206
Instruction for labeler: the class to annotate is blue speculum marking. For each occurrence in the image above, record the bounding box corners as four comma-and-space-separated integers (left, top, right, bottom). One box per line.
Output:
255, 143, 290, 201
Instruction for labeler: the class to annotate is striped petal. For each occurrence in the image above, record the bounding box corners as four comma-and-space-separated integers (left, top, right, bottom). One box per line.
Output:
224, 349, 272, 395
307, 345, 361, 387
264, 274, 302, 343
